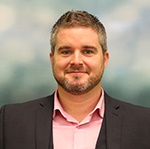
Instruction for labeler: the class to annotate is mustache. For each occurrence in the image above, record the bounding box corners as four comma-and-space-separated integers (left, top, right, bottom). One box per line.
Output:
65, 66, 90, 74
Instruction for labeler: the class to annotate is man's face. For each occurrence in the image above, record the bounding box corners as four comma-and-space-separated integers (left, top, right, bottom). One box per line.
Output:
50, 27, 109, 95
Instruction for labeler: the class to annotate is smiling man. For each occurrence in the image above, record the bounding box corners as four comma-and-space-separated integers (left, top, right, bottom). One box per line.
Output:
50, 27, 109, 96
1, 10, 150, 149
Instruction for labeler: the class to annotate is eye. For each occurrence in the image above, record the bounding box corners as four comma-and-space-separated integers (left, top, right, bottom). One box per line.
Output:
61, 50, 72, 56
82, 50, 94, 56
85, 50, 93, 54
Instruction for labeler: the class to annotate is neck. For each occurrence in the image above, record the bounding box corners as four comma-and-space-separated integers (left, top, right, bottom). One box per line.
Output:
57, 83, 102, 122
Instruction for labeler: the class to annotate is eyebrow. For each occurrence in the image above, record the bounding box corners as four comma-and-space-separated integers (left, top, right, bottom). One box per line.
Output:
82, 45, 98, 51
57, 45, 98, 52
57, 46, 72, 52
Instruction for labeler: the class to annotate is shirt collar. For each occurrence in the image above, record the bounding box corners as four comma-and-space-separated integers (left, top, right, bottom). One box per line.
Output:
53, 88, 105, 119
88, 88, 105, 118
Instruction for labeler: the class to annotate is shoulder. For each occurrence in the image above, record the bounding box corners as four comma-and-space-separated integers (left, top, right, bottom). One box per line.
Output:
0, 93, 55, 115
104, 92, 150, 118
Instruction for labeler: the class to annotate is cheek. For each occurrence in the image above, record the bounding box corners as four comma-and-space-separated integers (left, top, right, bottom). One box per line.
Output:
87, 57, 103, 68
87, 59, 104, 73
53, 58, 70, 71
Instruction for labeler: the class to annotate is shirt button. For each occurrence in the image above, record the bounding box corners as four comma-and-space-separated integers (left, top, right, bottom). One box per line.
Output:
76, 125, 80, 129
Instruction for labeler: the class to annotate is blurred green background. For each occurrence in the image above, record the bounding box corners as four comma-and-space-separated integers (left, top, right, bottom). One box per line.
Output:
0, 0, 150, 107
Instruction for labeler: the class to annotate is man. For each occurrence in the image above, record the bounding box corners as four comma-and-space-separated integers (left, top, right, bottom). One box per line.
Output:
0, 10, 150, 149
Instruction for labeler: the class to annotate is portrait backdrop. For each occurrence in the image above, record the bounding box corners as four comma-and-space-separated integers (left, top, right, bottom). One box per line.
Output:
0, 0, 150, 107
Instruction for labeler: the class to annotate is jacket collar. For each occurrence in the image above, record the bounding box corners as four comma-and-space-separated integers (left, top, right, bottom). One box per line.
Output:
96, 92, 123, 149
35, 94, 54, 149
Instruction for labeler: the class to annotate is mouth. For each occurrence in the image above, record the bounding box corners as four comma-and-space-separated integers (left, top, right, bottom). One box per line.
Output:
67, 70, 85, 73
65, 68, 90, 75
66, 72, 87, 76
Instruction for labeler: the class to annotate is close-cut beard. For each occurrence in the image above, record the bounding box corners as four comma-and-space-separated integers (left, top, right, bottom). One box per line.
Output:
53, 67, 104, 95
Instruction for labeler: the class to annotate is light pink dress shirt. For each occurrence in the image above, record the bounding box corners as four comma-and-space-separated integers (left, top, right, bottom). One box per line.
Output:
53, 89, 105, 149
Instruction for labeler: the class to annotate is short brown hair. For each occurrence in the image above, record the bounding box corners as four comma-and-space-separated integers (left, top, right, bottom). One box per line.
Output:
50, 10, 107, 54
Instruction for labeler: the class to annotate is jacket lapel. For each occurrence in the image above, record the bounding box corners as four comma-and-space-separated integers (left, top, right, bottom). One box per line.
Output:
36, 94, 54, 149
105, 99, 122, 149
96, 93, 123, 149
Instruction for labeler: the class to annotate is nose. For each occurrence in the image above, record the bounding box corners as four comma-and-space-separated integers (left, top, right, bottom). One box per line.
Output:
70, 51, 83, 65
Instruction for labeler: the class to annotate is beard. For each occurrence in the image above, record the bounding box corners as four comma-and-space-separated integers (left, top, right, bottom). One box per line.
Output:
53, 66, 104, 95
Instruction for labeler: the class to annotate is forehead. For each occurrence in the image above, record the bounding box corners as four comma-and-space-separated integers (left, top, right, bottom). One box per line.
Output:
56, 27, 99, 44
54, 27, 103, 53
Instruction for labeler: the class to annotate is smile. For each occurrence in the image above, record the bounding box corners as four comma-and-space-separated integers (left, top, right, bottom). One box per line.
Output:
67, 72, 86, 75
66, 70, 87, 74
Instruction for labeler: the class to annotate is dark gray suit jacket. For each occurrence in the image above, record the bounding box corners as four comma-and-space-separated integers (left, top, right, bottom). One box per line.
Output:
0, 92, 150, 149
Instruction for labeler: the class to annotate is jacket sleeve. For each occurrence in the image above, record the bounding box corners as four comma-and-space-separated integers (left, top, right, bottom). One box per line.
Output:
0, 105, 5, 149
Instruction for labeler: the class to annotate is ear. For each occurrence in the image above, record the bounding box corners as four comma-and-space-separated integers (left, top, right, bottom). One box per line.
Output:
104, 51, 109, 68
49, 52, 53, 64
